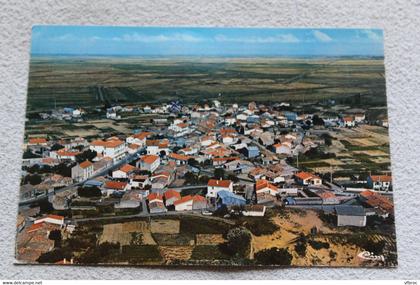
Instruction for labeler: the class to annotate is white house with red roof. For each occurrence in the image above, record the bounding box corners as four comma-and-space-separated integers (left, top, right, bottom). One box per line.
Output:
206, 179, 233, 198
112, 164, 136, 179
51, 149, 80, 161
295, 171, 322, 186
163, 189, 181, 207
367, 175, 392, 191
71, 160, 94, 182
126, 132, 151, 147
34, 214, 65, 226
90, 138, 126, 162
137, 155, 160, 173
146, 139, 170, 155
341, 116, 355, 127
174, 195, 207, 211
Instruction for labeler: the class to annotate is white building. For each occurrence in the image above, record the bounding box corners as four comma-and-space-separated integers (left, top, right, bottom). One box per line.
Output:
206, 179, 233, 198
138, 155, 160, 173
90, 139, 126, 162
71, 160, 94, 182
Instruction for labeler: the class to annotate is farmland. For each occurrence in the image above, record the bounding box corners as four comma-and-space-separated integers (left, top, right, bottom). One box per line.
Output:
26, 56, 386, 113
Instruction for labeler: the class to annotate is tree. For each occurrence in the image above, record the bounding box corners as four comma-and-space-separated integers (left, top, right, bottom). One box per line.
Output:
37, 249, 66, 263
76, 150, 97, 163
321, 133, 332, 146
184, 172, 198, 185
227, 174, 239, 183
24, 174, 42, 185
50, 143, 64, 151
312, 115, 325, 126
214, 168, 225, 180
224, 227, 252, 258
188, 158, 199, 167
49, 229, 62, 247
254, 247, 293, 266
77, 186, 102, 198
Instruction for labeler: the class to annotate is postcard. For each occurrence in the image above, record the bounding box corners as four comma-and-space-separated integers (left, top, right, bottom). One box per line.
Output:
16, 26, 396, 267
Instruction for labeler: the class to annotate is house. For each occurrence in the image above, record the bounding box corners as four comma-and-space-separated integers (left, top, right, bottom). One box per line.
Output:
258, 132, 274, 146
112, 164, 136, 179
244, 146, 260, 158
264, 171, 286, 184
146, 139, 170, 155
248, 167, 267, 181
272, 142, 292, 156
168, 153, 191, 165
147, 192, 164, 204
90, 139, 126, 162
126, 132, 151, 147
206, 179, 234, 198
354, 113, 366, 123
103, 181, 128, 195
71, 160, 94, 182
129, 175, 151, 190
34, 214, 65, 226
28, 137, 48, 146
359, 190, 394, 217
216, 190, 246, 208
150, 171, 172, 190
224, 159, 254, 174
148, 201, 167, 214
174, 195, 207, 211
242, 205, 266, 217
335, 206, 366, 227
163, 189, 181, 207
255, 179, 278, 196
295, 171, 322, 186
137, 155, 160, 173
367, 175, 392, 191
115, 190, 142, 209
341, 116, 355, 127
53, 149, 80, 161
127, 143, 141, 154
312, 189, 339, 204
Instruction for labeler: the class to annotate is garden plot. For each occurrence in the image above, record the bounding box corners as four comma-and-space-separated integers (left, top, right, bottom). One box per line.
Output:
151, 219, 180, 234
195, 234, 226, 245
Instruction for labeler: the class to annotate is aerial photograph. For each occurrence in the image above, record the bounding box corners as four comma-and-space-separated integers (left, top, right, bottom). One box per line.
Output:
15, 26, 396, 267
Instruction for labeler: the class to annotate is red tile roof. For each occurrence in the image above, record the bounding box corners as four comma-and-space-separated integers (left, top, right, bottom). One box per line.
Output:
91, 139, 124, 148
173, 195, 206, 206
27, 222, 44, 233
56, 149, 80, 157
255, 179, 277, 191
163, 189, 181, 200
47, 214, 64, 220
29, 138, 47, 144
105, 181, 127, 190
169, 153, 191, 161
369, 175, 392, 183
119, 164, 136, 173
147, 192, 163, 201
295, 171, 320, 181
79, 160, 93, 169
207, 179, 232, 188
141, 155, 159, 164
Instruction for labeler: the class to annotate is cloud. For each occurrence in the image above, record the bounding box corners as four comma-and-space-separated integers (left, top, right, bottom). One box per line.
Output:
360, 30, 382, 42
214, 34, 300, 44
112, 33, 204, 43
313, 30, 333, 42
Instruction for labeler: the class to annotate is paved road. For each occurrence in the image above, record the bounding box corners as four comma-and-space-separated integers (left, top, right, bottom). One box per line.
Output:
18, 147, 145, 207
71, 209, 236, 225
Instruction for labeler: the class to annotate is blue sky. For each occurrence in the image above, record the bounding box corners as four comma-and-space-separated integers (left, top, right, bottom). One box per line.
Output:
31, 26, 384, 57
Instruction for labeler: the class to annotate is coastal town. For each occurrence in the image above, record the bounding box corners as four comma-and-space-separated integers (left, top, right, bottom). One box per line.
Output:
16, 99, 396, 266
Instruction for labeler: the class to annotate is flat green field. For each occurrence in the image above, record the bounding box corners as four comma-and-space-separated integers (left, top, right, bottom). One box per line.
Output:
26, 56, 386, 112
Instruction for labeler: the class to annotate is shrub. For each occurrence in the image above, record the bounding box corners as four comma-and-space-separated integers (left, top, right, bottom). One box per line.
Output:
77, 186, 102, 197
241, 218, 279, 236
308, 239, 330, 250
255, 247, 292, 266
224, 227, 252, 258
295, 242, 307, 257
